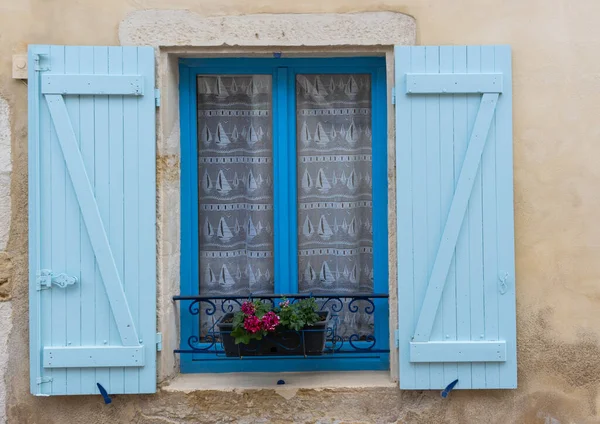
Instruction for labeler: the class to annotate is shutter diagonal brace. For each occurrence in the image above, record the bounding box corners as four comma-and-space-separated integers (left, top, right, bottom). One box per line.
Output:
412, 93, 499, 342
45, 94, 140, 347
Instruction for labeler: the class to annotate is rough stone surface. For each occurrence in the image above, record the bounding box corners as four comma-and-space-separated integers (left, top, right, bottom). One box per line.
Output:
1, 1, 600, 423
119, 10, 416, 47
0, 302, 12, 424
0, 252, 12, 301
0, 98, 11, 253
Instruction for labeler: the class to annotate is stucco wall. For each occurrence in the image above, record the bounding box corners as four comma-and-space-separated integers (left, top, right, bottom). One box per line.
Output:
1, 1, 600, 423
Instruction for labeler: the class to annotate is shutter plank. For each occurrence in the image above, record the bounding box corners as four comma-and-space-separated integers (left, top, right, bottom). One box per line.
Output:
481, 46, 501, 388
453, 46, 472, 389
93, 46, 111, 393
410, 46, 430, 389
136, 46, 157, 393
108, 46, 126, 394
31, 45, 53, 396
467, 45, 486, 388
78, 45, 97, 395
49, 45, 67, 395
439, 45, 459, 386
123, 46, 141, 394
425, 46, 444, 389
27, 45, 40, 393
64, 45, 82, 395
495, 46, 517, 389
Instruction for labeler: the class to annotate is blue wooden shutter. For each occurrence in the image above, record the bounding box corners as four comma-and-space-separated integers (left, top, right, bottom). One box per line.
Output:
395, 46, 516, 390
28, 45, 156, 395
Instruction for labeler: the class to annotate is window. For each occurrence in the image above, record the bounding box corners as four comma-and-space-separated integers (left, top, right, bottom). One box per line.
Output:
179, 58, 388, 373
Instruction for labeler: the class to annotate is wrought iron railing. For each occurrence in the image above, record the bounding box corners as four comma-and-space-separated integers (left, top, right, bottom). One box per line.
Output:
173, 293, 389, 358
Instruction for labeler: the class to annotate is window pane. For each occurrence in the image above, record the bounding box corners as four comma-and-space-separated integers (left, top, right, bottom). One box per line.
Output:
296, 74, 374, 336
197, 75, 274, 300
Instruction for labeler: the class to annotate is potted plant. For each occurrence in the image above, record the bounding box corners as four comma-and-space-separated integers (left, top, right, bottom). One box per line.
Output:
217, 298, 330, 357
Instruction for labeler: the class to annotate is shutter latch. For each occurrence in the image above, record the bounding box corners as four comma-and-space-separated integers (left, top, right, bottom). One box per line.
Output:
37, 269, 78, 291
35, 376, 53, 396
36, 376, 52, 384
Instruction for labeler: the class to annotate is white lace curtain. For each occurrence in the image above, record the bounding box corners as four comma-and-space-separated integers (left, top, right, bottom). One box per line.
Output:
197, 73, 374, 336
296, 74, 374, 297
197, 75, 275, 297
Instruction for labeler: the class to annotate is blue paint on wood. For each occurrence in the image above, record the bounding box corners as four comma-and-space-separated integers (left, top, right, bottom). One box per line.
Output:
395, 46, 516, 390
410, 341, 506, 363
405, 73, 503, 94
41, 75, 145, 95
28, 45, 156, 395
412, 92, 498, 342
44, 346, 145, 368
46, 94, 141, 346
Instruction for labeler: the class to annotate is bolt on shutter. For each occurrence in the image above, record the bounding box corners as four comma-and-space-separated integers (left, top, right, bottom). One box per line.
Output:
395, 46, 516, 390
28, 45, 156, 395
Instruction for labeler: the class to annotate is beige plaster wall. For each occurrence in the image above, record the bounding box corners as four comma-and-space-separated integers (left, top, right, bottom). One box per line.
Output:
1, 1, 599, 423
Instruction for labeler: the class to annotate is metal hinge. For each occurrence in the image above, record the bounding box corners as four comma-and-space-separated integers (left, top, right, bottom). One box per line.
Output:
394, 329, 399, 348
391, 87, 396, 105
33, 54, 50, 72
37, 269, 78, 291
156, 332, 162, 352
154, 88, 160, 107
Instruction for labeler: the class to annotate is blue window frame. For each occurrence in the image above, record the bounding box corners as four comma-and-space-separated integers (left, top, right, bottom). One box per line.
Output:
179, 57, 389, 373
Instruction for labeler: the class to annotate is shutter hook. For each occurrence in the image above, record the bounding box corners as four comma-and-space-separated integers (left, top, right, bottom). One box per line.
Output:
441, 379, 458, 398
97, 383, 112, 404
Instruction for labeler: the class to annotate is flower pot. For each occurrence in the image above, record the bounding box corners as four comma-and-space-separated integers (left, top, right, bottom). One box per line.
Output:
217, 311, 330, 357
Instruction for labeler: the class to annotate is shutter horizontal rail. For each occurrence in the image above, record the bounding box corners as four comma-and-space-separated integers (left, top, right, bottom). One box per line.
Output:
43, 346, 145, 368
410, 341, 507, 363
406, 73, 503, 94
42, 75, 145, 95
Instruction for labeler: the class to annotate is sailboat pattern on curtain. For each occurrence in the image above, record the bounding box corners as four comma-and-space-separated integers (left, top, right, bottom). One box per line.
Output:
296, 74, 375, 337
296, 74, 374, 293
197, 75, 274, 298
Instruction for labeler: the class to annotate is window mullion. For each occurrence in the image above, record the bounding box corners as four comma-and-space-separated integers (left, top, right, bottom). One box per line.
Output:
273, 67, 295, 294
287, 67, 299, 294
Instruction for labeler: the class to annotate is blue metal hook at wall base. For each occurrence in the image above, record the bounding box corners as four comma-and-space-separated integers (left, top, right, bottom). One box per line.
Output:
97, 383, 112, 404
441, 379, 459, 398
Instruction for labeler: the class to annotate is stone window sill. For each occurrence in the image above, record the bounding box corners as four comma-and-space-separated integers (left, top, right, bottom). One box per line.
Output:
163, 371, 395, 395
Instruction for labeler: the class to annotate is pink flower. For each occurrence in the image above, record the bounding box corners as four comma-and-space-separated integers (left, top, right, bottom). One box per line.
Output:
241, 301, 255, 316
261, 311, 280, 332
280, 300, 290, 308
243, 315, 262, 333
